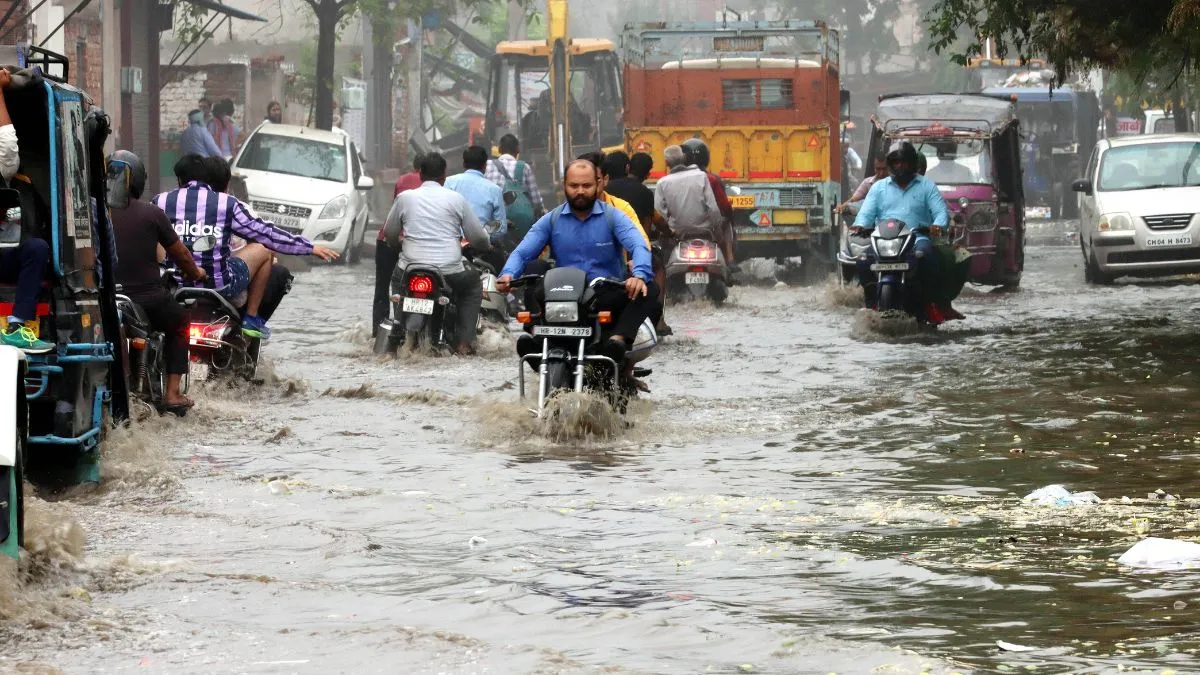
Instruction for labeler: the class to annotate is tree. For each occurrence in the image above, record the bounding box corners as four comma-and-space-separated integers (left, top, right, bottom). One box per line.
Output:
301, 0, 360, 131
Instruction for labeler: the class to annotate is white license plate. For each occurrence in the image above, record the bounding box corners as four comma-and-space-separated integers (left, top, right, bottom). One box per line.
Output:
188, 361, 209, 383
1025, 207, 1052, 220
402, 297, 435, 315
533, 325, 593, 337
1146, 235, 1193, 248
685, 272, 710, 285
273, 216, 307, 232
871, 262, 910, 272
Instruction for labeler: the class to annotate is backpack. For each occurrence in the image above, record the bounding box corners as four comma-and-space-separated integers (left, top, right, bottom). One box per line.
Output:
491, 159, 536, 237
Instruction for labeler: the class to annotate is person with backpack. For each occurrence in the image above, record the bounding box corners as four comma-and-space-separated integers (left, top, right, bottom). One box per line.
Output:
485, 134, 542, 243
496, 160, 657, 368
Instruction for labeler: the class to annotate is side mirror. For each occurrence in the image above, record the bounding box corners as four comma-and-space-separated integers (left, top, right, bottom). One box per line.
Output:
356, 175, 375, 191
839, 89, 851, 119
503, 190, 518, 205
1071, 179, 1093, 195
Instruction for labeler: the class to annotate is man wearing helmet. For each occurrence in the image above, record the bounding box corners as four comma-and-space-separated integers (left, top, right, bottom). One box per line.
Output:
108, 150, 208, 411
680, 138, 736, 267
852, 141, 951, 323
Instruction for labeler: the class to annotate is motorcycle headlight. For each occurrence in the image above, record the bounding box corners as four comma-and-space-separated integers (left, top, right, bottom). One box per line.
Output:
320, 194, 349, 220
1098, 212, 1134, 232
874, 237, 905, 258
544, 301, 579, 323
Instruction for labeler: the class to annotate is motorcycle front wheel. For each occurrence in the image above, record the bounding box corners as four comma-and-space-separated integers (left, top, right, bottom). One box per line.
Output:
877, 283, 900, 311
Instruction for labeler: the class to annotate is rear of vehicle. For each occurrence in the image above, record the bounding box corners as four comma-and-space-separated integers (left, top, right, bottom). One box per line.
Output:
664, 229, 729, 304
373, 266, 458, 354
232, 124, 373, 261
1077, 135, 1200, 282
622, 22, 843, 266
176, 287, 260, 382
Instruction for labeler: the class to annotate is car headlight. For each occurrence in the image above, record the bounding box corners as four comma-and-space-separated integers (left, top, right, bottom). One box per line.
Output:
544, 301, 579, 323
1098, 212, 1134, 232
874, 237, 905, 258
320, 194, 349, 220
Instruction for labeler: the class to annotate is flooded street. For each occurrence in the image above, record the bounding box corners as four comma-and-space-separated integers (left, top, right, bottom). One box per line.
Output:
6, 244, 1200, 674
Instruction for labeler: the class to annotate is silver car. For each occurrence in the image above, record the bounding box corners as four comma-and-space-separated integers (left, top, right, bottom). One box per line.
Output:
1075, 133, 1200, 283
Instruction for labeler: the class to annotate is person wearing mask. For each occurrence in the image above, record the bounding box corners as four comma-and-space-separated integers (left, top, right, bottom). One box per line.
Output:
852, 141, 950, 323
446, 145, 507, 268
107, 150, 206, 413
486, 134, 544, 217
155, 154, 339, 339
837, 152, 888, 215
181, 109, 224, 158
372, 153, 424, 336
383, 152, 491, 356
264, 101, 283, 124
208, 99, 240, 160
497, 160, 658, 369
679, 139, 736, 267
0, 69, 52, 352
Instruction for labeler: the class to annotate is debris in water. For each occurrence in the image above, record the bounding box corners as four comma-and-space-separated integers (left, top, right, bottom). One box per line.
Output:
468, 536, 487, 548
323, 382, 379, 399
265, 427, 291, 444
267, 480, 291, 495
1117, 537, 1200, 570
686, 538, 718, 547
996, 640, 1037, 652
1022, 484, 1100, 506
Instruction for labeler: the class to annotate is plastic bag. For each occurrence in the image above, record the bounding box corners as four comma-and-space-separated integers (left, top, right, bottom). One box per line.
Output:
1117, 537, 1200, 570
1023, 484, 1101, 506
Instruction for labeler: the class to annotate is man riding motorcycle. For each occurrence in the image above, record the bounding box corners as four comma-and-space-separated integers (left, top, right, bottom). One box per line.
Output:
852, 141, 950, 323
382, 152, 491, 355
108, 150, 206, 412
680, 138, 736, 267
497, 159, 658, 369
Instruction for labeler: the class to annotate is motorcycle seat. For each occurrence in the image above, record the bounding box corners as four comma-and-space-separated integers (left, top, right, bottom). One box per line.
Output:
174, 286, 243, 319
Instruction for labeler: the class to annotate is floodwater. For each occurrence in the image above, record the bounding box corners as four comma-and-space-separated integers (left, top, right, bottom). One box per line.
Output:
5, 245, 1200, 674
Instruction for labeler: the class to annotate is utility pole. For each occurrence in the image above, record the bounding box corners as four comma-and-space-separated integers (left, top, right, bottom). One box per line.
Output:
363, 13, 395, 169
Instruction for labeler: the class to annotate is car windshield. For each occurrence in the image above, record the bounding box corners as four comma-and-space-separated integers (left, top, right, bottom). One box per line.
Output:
1098, 142, 1200, 191
917, 138, 992, 185
235, 133, 347, 183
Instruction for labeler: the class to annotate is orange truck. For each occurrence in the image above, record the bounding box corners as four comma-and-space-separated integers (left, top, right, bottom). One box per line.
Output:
622, 21, 847, 267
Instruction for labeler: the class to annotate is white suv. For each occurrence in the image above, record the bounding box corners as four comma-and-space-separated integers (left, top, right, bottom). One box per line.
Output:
231, 123, 374, 263
1075, 133, 1200, 283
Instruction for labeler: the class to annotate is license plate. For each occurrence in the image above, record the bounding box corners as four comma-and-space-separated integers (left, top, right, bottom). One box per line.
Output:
402, 297, 435, 315
871, 262, 910, 272
189, 361, 209, 383
1025, 207, 1051, 220
729, 195, 756, 209
273, 216, 307, 233
685, 272, 710, 285
1146, 235, 1193, 248
533, 325, 593, 337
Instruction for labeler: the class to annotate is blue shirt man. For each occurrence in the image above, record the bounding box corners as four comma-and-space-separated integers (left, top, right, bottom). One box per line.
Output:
853, 174, 949, 230
445, 167, 506, 242
500, 200, 652, 283
180, 109, 223, 158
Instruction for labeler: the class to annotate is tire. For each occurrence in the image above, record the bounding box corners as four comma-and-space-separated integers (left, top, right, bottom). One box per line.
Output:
346, 220, 363, 265
877, 282, 900, 311
545, 360, 570, 395
1083, 243, 1113, 285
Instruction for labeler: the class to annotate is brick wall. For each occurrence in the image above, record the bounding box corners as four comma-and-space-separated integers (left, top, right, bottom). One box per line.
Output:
64, 12, 102, 96
160, 63, 250, 141
0, 1, 28, 42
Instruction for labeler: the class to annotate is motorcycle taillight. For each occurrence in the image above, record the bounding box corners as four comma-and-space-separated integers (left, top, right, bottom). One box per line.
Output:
408, 275, 434, 296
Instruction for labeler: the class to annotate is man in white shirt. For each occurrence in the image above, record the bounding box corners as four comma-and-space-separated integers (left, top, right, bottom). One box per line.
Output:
654, 144, 721, 235
382, 152, 491, 355
0, 69, 53, 353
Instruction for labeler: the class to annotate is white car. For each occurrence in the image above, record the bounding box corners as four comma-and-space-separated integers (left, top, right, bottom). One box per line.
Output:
1075, 133, 1200, 283
231, 123, 374, 263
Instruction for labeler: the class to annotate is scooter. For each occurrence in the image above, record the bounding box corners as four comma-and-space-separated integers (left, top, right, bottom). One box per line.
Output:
510, 267, 657, 416
664, 227, 729, 305
865, 218, 936, 323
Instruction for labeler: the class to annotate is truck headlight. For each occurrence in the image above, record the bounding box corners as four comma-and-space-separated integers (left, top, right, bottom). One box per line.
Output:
544, 302, 578, 323
320, 194, 349, 220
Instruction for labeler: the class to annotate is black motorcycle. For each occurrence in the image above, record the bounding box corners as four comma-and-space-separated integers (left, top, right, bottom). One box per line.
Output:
115, 291, 172, 417
510, 267, 656, 416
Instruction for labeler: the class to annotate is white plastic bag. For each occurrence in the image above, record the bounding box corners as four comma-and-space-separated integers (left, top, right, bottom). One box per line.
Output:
1023, 484, 1101, 506
1117, 537, 1200, 570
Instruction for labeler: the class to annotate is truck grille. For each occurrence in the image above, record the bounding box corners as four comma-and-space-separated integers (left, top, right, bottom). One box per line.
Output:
777, 188, 818, 208
252, 200, 312, 219
1143, 213, 1193, 230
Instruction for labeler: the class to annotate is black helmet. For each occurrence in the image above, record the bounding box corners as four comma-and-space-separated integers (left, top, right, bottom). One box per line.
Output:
681, 138, 710, 170
885, 141, 919, 183
106, 149, 147, 199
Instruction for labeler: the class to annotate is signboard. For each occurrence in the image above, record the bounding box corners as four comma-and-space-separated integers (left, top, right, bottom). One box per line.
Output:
713, 36, 765, 52
749, 209, 773, 227
1115, 117, 1142, 136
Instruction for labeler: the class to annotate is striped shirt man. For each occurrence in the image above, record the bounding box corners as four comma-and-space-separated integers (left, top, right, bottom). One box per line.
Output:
153, 180, 314, 290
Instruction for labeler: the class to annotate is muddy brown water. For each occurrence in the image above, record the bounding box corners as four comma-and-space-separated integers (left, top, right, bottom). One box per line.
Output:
3, 246, 1200, 674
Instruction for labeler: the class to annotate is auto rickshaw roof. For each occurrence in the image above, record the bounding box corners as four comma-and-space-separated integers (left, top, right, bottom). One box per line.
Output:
875, 93, 1018, 134
981, 86, 1078, 103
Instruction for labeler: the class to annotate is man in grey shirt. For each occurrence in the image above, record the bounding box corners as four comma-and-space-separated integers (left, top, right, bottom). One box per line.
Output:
383, 152, 491, 354
654, 144, 722, 236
